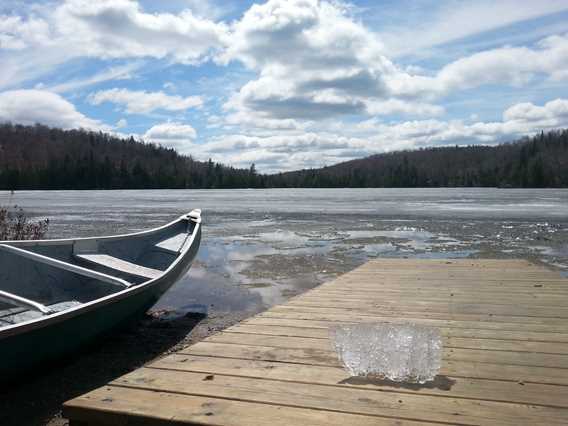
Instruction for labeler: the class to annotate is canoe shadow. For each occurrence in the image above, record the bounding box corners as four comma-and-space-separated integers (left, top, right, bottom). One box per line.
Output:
339, 375, 456, 391
0, 311, 206, 426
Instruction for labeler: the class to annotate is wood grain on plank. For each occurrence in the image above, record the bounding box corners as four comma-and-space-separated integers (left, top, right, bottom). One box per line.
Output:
202, 333, 568, 368
224, 324, 568, 353
111, 367, 568, 425
151, 354, 568, 409
180, 341, 568, 385
64, 386, 430, 426
256, 310, 568, 333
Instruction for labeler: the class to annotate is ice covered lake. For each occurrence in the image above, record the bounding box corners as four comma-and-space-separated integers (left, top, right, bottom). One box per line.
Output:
3, 188, 568, 317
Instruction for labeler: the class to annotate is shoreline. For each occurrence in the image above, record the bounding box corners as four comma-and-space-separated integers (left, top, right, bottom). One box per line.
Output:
0, 309, 254, 426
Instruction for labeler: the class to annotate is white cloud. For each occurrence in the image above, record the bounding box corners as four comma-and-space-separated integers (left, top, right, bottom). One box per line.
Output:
224, 111, 309, 131
0, 14, 53, 50
0, 44, 71, 91
143, 121, 197, 153
503, 98, 568, 126
377, 0, 568, 58
365, 99, 444, 117
201, 132, 370, 172
4, 0, 568, 137
88, 88, 203, 114
215, 0, 568, 133
115, 118, 128, 128
53, 0, 228, 64
0, 0, 228, 89
390, 33, 568, 98
0, 89, 106, 130
440, 34, 568, 86
47, 62, 141, 93
352, 100, 568, 149
184, 0, 226, 20
199, 98, 568, 172
218, 0, 405, 125
218, 0, 568, 131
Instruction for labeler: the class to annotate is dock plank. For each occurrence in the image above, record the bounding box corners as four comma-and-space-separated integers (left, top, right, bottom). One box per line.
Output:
151, 354, 568, 409
224, 324, 568, 353
244, 317, 568, 342
286, 298, 568, 317
269, 304, 568, 325
256, 310, 568, 333
65, 385, 430, 426
180, 341, 568, 385
111, 367, 568, 425
64, 259, 568, 425
186, 335, 568, 369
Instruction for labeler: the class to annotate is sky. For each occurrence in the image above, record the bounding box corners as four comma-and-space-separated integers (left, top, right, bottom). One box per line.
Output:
1, 0, 568, 173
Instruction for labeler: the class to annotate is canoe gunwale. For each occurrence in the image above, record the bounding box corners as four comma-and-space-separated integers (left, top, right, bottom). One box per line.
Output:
0, 211, 202, 339
1, 212, 194, 248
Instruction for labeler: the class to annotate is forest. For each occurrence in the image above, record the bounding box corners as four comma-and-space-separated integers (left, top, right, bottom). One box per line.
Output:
270, 129, 568, 188
0, 124, 261, 189
0, 123, 567, 189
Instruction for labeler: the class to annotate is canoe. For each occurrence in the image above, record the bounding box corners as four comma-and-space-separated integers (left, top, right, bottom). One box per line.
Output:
0, 210, 202, 378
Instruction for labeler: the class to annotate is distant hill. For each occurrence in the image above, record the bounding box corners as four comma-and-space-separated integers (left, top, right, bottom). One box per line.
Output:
1, 123, 567, 189
267, 129, 568, 188
0, 123, 261, 190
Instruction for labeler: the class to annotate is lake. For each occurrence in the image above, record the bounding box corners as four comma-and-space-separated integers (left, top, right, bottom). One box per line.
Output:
2, 188, 568, 317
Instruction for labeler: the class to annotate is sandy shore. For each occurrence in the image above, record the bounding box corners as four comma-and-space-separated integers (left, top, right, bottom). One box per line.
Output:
0, 310, 252, 426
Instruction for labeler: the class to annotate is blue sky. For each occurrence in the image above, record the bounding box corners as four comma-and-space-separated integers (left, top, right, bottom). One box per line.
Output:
1, 0, 568, 172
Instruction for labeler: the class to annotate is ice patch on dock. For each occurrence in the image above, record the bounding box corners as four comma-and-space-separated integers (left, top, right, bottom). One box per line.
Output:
330, 323, 443, 384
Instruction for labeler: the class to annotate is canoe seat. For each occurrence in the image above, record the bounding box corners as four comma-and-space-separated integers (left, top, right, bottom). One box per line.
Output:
74, 254, 162, 280
155, 233, 187, 254
0, 300, 82, 325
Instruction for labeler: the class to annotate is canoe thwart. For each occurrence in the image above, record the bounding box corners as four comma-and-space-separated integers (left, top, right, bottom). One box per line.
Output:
74, 254, 162, 280
0, 300, 82, 324
155, 233, 188, 254
0, 289, 53, 315
0, 244, 131, 289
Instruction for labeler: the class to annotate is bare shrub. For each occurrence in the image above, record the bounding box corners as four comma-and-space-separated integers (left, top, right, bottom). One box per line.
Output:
0, 206, 49, 240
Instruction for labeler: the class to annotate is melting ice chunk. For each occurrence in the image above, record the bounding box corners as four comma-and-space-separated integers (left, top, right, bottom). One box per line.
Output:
330, 322, 442, 384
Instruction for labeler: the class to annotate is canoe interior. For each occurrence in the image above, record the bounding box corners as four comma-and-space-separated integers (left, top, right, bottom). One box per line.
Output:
0, 218, 194, 330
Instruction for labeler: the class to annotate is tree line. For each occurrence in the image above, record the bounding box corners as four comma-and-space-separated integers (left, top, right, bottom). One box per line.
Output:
269, 129, 568, 188
0, 123, 567, 189
0, 124, 262, 189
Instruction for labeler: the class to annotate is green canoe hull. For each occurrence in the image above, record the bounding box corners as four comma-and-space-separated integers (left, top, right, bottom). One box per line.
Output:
0, 220, 201, 380
1, 286, 159, 378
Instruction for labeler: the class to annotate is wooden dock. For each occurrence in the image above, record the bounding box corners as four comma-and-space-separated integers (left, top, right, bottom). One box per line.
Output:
64, 259, 568, 425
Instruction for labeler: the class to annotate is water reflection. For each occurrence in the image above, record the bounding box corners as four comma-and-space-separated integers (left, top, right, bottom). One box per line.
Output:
156, 218, 568, 316
2, 189, 568, 316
